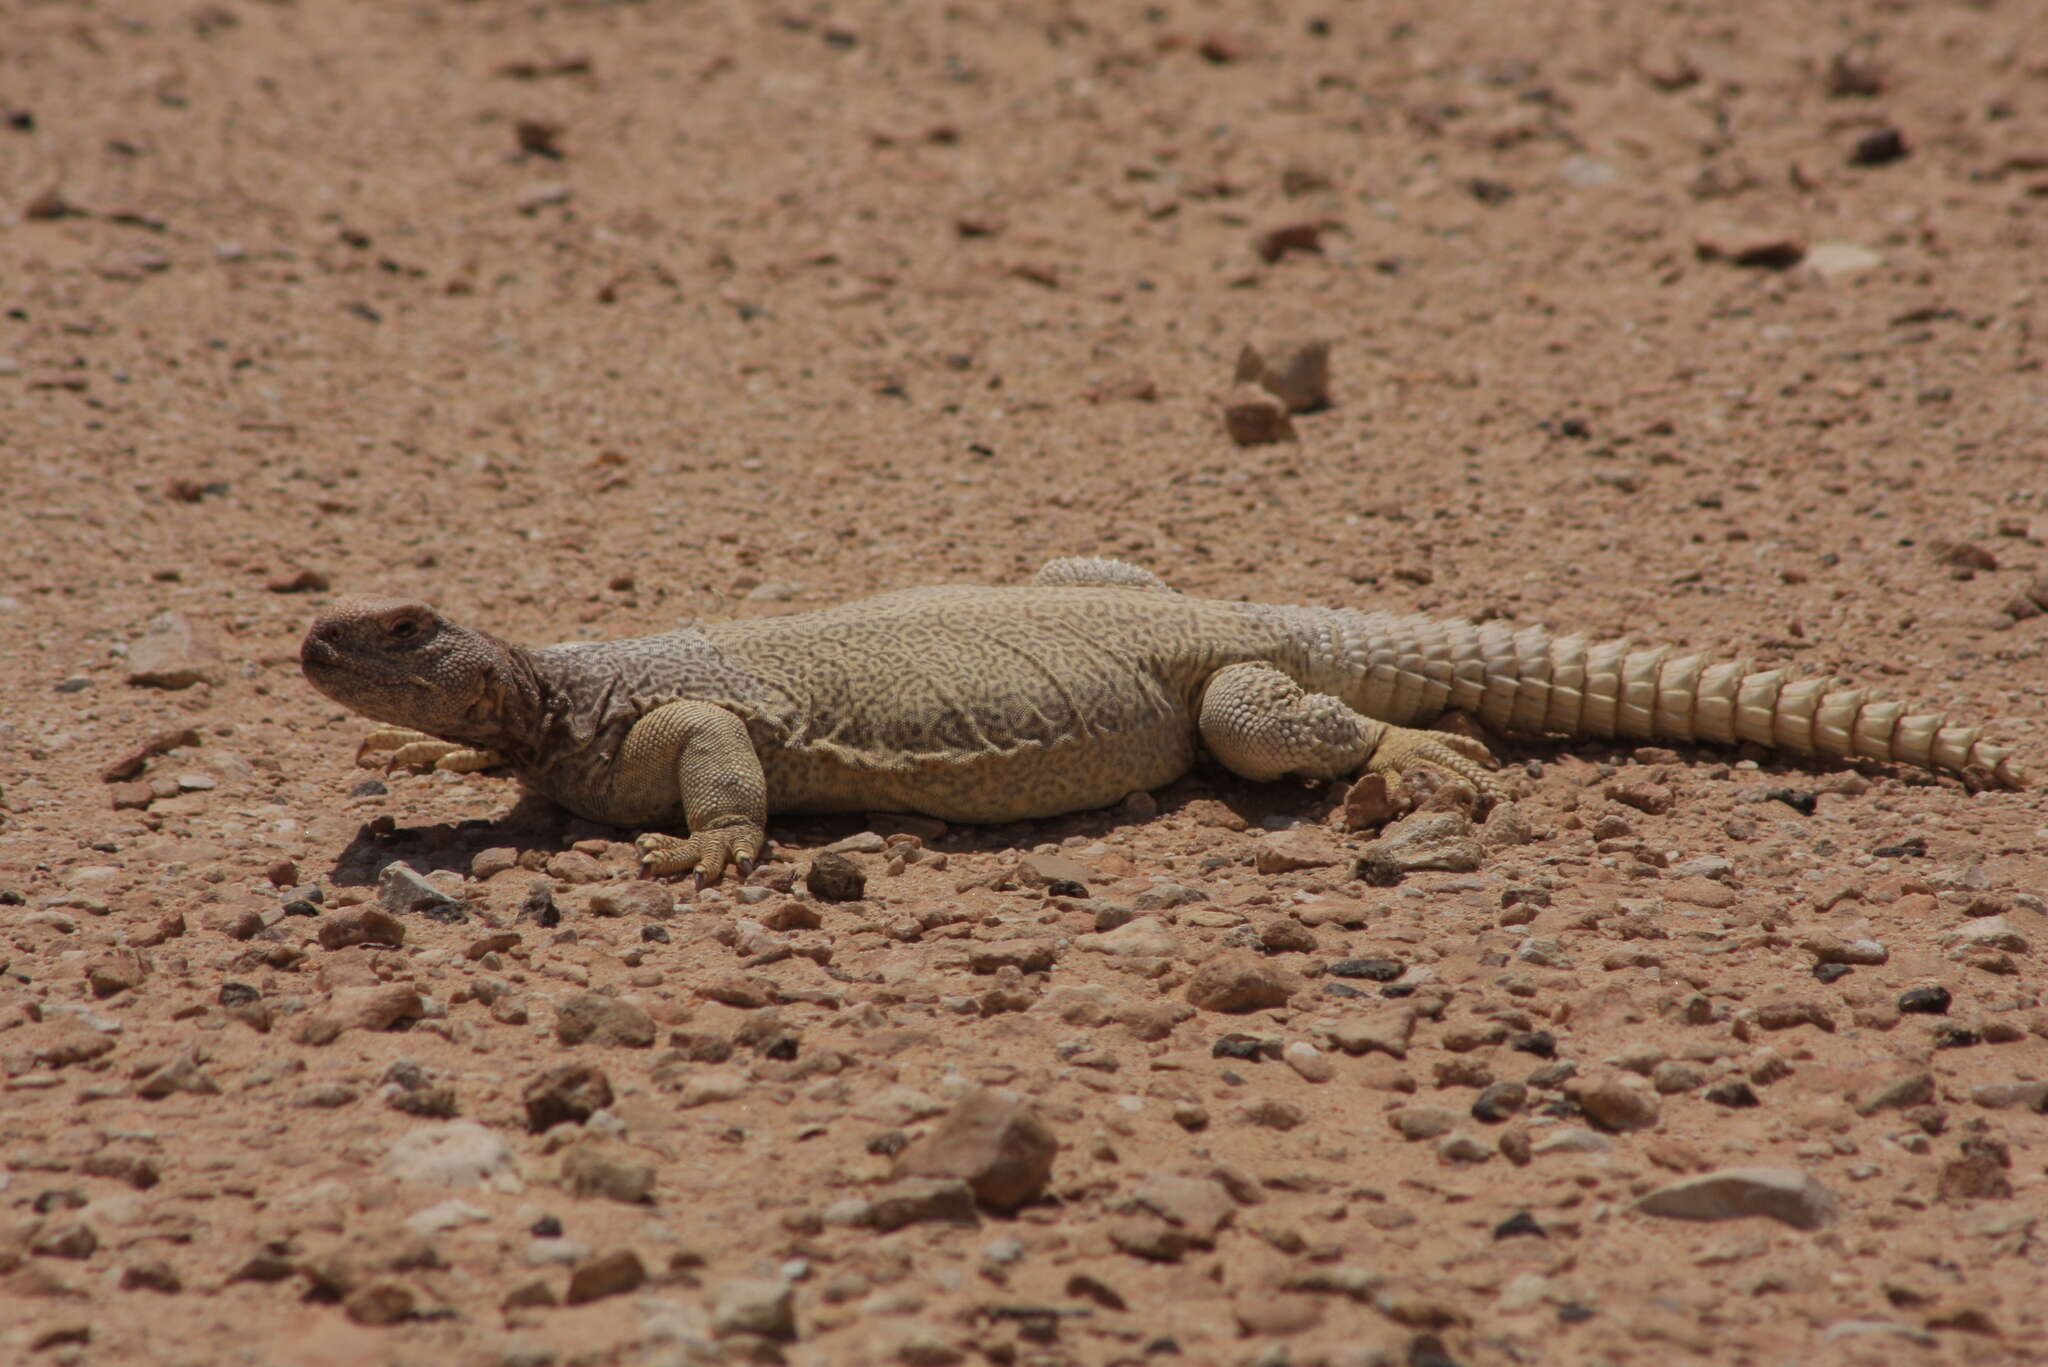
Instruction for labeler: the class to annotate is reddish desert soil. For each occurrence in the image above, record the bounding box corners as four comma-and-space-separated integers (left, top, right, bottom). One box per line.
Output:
3, 2, 2047, 1365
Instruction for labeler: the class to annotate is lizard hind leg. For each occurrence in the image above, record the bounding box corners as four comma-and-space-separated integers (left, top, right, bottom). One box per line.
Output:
357, 726, 504, 773
1198, 661, 1502, 795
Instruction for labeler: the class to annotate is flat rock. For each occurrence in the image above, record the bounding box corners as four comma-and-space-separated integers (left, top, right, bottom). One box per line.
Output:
1355, 811, 1484, 881
1075, 916, 1183, 959
1571, 1071, 1661, 1132
867, 1178, 980, 1232
523, 1062, 614, 1133
561, 1142, 656, 1203
384, 1122, 517, 1187
712, 1277, 796, 1342
125, 612, 220, 689
1254, 830, 1343, 874
1635, 1167, 1840, 1230
1131, 1175, 1235, 1242
587, 882, 674, 919
566, 1248, 646, 1305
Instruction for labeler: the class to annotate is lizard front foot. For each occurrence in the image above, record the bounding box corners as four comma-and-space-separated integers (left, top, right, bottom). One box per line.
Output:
636, 822, 764, 885
1364, 722, 1503, 798
358, 727, 504, 773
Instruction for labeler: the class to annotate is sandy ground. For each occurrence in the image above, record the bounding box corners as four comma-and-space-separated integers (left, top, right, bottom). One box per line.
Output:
3, 1, 2046, 1364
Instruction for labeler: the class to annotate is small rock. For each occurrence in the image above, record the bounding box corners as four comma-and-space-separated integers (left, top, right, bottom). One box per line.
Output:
1847, 126, 1908, 166
1636, 1167, 1840, 1230
1221, 385, 1296, 446
544, 850, 606, 883
1328, 1008, 1416, 1059
1388, 1106, 1460, 1141
1258, 919, 1319, 954
1254, 830, 1342, 873
1132, 1175, 1235, 1243
1471, 1082, 1527, 1123
376, 863, 464, 919
317, 908, 405, 951
1328, 956, 1404, 982
1252, 221, 1326, 263
1571, 1071, 1660, 1132
1804, 241, 1884, 283
125, 612, 220, 689
1233, 336, 1332, 413
1936, 1136, 2013, 1201
1898, 986, 1952, 1015
1354, 811, 1483, 883
588, 882, 675, 919
1855, 1069, 1934, 1116
84, 948, 146, 998
555, 992, 656, 1048
1339, 772, 1404, 830
383, 1121, 517, 1187
867, 1178, 980, 1232
1695, 231, 1806, 270
1282, 1041, 1334, 1083
566, 1248, 646, 1305
712, 1277, 797, 1342
136, 1047, 219, 1099
524, 1062, 614, 1133
1185, 951, 1297, 1012
806, 852, 866, 902
894, 1089, 1058, 1212
1076, 916, 1182, 959
1531, 1126, 1612, 1156
562, 1143, 656, 1204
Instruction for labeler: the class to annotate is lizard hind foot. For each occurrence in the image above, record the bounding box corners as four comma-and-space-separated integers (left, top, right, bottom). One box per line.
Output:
636, 826, 763, 885
1365, 722, 1506, 799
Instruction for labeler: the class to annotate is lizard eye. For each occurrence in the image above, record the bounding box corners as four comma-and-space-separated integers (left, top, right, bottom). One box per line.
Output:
389, 616, 422, 641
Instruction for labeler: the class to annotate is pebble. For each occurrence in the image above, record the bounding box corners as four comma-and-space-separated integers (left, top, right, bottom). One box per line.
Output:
561, 1143, 656, 1203
866, 1178, 980, 1232
1254, 830, 1342, 873
1530, 1127, 1612, 1156
712, 1278, 797, 1341
317, 907, 406, 950
1354, 811, 1484, 883
587, 882, 674, 918
806, 853, 867, 902
1282, 1041, 1334, 1082
1635, 1167, 1840, 1230
1471, 1082, 1527, 1122
1387, 1106, 1460, 1141
377, 863, 464, 919
1132, 1175, 1235, 1243
1328, 957, 1404, 981
1570, 1072, 1660, 1132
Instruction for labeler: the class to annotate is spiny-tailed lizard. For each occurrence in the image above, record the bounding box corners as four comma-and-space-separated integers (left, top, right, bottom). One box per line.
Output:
299, 556, 2028, 882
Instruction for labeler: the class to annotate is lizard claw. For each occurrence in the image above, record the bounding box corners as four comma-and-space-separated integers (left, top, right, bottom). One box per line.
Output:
637, 827, 764, 884
1365, 723, 1504, 798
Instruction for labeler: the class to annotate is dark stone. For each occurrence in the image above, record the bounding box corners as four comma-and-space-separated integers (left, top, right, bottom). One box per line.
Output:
1493, 1211, 1546, 1240
1813, 962, 1852, 984
1763, 788, 1816, 816
640, 924, 670, 943
1380, 983, 1418, 999
1848, 127, 1908, 167
1511, 1030, 1558, 1059
281, 899, 321, 918
418, 900, 470, 925
1932, 1023, 1980, 1050
1898, 985, 1952, 1015
1322, 982, 1365, 999
805, 852, 867, 902
1328, 957, 1404, 982
522, 1062, 613, 1133
520, 882, 562, 928
349, 778, 388, 798
217, 982, 259, 1008
1472, 1082, 1527, 1124
1872, 837, 1927, 858
1557, 1304, 1597, 1324
866, 1130, 909, 1157
1705, 1080, 1760, 1108
1045, 878, 1087, 899
530, 1215, 563, 1237
1210, 1035, 1266, 1062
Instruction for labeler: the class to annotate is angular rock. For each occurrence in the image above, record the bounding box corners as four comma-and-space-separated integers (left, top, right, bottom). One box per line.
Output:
1254, 830, 1343, 874
566, 1248, 646, 1305
1185, 951, 1297, 1013
1355, 811, 1484, 883
1222, 385, 1296, 446
1328, 1008, 1416, 1059
867, 1178, 980, 1232
136, 1047, 220, 1099
524, 1062, 614, 1133
295, 984, 422, 1046
1076, 916, 1182, 959
1234, 336, 1332, 413
1132, 1175, 1235, 1242
561, 1143, 656, 1204
894, 1088, 1058, 1212
555, 992, 657, 1048
712, 1278, 797, 1342
1636, 1167, 1840, 1230
1388, 1106, 1460, 1141
376, 863, 463, 919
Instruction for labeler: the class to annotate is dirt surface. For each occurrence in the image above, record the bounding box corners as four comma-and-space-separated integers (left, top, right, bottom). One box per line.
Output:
3, 1, 2047, 1364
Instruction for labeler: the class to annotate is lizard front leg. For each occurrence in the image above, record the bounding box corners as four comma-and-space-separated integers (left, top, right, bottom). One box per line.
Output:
1198, 662, 1501, 796
617, 700, 768, 884
358, 727, 504, 773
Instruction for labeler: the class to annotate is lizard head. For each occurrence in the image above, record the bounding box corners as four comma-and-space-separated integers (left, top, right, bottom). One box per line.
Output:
301, 595, 524, 746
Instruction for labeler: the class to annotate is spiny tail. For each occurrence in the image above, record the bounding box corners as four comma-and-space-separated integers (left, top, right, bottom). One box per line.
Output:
1332, 611, 2028, 789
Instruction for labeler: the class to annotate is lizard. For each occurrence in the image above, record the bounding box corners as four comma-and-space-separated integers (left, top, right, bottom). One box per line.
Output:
299, 556, 2029, 883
